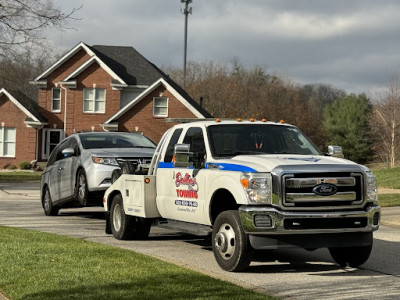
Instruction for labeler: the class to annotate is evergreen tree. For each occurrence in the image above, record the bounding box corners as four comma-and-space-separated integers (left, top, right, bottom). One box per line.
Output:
323, 94, 373, 163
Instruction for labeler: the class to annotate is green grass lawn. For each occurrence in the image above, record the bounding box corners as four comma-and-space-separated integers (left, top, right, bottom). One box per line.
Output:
0, 226, 274, 300
0, 171, 41, 182
378, 193, 400, 207
371, 167, 400, 189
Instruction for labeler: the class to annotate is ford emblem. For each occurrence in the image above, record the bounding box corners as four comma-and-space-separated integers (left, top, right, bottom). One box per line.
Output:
312, 183, 337, 196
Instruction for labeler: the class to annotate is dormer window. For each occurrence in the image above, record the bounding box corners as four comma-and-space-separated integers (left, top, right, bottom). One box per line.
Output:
52, 88, 61, 112
153, 97, 168, 117
83, 88, 106, 113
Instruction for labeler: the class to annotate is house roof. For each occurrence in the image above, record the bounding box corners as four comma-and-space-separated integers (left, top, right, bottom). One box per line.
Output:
31, 41, 212, 119
103, 78, 212, 125
0, 88, 47, 124
33, 42, 166, 87
89, 45, 165, 86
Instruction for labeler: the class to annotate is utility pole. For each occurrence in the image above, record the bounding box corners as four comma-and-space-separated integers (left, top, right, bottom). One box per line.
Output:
181, 0, 192, 89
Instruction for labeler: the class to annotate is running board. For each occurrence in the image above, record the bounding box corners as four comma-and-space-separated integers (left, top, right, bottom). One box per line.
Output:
157, 219, 212, 236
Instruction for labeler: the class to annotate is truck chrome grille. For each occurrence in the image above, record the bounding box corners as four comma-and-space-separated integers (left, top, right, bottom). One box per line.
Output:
282, 172, 364, 209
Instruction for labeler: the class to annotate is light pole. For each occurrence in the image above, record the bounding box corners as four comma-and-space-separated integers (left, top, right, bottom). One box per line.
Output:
181, 0, 192, 89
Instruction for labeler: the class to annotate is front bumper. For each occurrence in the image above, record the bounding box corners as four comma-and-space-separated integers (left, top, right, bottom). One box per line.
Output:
85, 165, 118, 192
239, 204, 380, 235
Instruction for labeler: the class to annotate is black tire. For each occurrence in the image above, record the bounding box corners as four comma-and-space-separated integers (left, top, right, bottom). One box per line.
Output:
76, 169, 89, 206
212, 210, 252, 272
120, 161, 135, 174
110, 194, 151, 240
42, 186, 59, 216
329, 245, 372, 267
111, 169, 123, 184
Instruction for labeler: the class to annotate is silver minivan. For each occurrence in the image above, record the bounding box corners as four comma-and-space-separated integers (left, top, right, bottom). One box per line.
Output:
41, 132, 156, 216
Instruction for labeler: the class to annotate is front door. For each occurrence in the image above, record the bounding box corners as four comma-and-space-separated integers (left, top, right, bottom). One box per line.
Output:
156, 127, 208, 224
42, 129, 63, 160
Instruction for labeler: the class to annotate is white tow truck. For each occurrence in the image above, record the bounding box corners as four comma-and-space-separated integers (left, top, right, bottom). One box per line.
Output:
103, 119, 380, 271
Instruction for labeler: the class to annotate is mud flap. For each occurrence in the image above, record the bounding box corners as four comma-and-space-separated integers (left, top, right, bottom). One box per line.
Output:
105, 211, 112, 234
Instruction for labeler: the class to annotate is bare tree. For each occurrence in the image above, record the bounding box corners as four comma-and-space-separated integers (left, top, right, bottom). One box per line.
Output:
0, 0, 80, 56
371, 74, 400, 167
0, 1, 79, 100
166, 59, 345, 151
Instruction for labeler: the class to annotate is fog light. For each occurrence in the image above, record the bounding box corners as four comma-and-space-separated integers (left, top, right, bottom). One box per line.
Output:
373, 212, 380, 226
254, 214, 273, 228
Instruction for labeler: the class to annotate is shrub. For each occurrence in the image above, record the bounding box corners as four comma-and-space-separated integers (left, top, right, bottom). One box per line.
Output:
5, 164, 17, 170
18, 161, 32, 170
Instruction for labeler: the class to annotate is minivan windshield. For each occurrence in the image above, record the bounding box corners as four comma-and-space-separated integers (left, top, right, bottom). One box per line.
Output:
79, 133, 156, 149
207, 124, 321, 157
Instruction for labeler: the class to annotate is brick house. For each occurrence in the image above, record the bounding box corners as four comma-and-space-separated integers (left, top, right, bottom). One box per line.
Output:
0, 42, 211, 167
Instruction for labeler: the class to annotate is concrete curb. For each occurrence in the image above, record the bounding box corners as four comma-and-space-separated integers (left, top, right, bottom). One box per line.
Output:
0, 292, 9, 300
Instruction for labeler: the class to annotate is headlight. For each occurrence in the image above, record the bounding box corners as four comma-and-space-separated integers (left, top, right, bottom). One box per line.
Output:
91, 156, 118, 166
365, 170, 378, 203
240, 172, 272, 204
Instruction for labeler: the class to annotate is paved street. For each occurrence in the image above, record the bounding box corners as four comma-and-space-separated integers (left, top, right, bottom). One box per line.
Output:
1, 182, 400, 299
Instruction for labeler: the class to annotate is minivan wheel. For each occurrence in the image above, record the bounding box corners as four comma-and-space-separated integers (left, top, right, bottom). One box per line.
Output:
42, 186, 59, 216
111, 169, 122, 183
76, 169, 89, 206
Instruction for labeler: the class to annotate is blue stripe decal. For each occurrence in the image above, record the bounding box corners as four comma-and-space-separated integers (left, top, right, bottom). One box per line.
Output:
207, 163, 257, 172
158, 162, 174, 168
157, 161, 256, 172
157, 162, 194, 169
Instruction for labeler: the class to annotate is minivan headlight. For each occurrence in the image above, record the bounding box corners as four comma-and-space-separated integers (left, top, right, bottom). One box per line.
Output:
240, 172, 272, 204
91, 156, 118, 166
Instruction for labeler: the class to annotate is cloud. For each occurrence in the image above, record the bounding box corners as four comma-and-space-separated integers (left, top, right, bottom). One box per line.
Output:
46, 0, 400, 97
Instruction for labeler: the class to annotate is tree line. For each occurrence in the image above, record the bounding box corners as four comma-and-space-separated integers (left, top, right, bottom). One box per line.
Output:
166, 61, 400, 166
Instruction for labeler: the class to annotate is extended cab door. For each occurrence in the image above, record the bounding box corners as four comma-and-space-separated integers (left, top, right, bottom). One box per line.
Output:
156, 126, 209, 224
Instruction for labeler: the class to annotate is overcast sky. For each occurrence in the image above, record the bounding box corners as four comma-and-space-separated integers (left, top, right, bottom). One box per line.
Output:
47, 0, 400, 98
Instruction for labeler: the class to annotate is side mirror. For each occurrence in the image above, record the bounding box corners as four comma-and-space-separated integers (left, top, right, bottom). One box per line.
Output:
62, 147, 75, 158
328, 145, 344, 158
173, 144, 193, 168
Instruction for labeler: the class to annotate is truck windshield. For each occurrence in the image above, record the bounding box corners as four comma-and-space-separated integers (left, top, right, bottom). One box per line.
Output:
207, 124, 321, 157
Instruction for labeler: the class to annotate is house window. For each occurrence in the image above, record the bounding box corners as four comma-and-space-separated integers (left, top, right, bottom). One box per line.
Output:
153, 97, 168, 117
83, 88, 106, 113
0, 127, 16, 157
52, 88, 61, 112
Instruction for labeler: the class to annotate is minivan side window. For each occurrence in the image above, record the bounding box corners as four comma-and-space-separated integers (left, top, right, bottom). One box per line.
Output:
164, 128, 183, 162
47, 146, 58, 166
55, 140, 70, 162
68, 137, 80, 156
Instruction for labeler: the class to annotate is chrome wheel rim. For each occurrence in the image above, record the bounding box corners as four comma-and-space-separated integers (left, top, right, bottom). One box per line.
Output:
44, 189, 51, 211
214, 223, 236, 260
78, 174, 86, 199
112, 203, 122, 232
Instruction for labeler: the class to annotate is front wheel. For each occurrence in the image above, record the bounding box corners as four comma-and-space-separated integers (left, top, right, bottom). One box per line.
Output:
329, 245, 372, 267
212, 210, 252, 272
42, 186, 59, 216
76, 169, 89, 206
111, 169, 122, 184
110, 194, 151, 240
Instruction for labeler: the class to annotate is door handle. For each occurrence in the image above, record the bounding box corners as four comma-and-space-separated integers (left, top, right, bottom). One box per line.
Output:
58, 167, 64, 172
